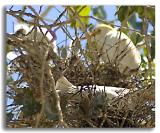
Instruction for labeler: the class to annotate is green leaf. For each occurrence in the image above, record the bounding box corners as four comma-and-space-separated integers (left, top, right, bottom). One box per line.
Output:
93, 6, 107, 20
78, 6, 90, 16
133, 6, 155, 24
130, 32, 144, 45
61, 47, 67, 59
135, 6, 144, 18
151, 32, 155, 60
116, 6, 155, 28
147, 7, 155, 24
119, 28, 130, 36
78, 6, 91, 25
69, 6, 91, 28
143, 47, 148, 57
14, 88, 41, 116
116, 6, 130, 23
128, 13, 143, 31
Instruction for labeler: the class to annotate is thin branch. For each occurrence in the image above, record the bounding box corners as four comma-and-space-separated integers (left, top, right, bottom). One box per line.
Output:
143, 7, 153, 80
79, 15, 155, 39
35, 46, 49, 128
6, 10, 36, 19
67, 7, 95, 84
120, 111, 129, 127
49, 68, 68, 127
6, 10, 72, 29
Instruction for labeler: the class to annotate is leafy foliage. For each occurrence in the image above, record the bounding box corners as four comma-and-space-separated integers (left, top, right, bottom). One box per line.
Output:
93, 6, 107, 20
14, 88, 41, 117
6, 5, 155, 128
68, 6, 91, 28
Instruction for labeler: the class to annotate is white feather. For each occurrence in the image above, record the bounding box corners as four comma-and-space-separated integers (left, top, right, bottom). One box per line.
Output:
91, 24, 141, 73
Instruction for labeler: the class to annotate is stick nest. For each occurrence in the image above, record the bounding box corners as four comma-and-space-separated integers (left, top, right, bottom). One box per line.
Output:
6, 31, 155, 128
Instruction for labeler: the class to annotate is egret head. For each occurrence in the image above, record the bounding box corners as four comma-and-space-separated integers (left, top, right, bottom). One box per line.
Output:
93, 24, 113, 36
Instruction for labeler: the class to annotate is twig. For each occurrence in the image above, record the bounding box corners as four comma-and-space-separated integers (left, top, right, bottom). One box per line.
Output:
60, 24, 74, 41
67, 7, 92, 44
49, 68, 68, 127
53, 8, 67, 26
9, 5, 14, 11
67, 7, 95, 84
99, 113, 107, 127
39, 6, 43, 14
6, 10, 37, 19
84, 118, 97, 128
120, 111, 129, 127
28, 6, 57, 41
77, 6, 87, 14
6, 10, 72, 29
79, 15, 155, 39
143, 7, 153, 80
35, 46, 49, 128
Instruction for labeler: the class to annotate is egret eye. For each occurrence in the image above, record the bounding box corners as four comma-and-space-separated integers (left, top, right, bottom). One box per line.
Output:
96, 29, 101, 34
92, 29, 101, 36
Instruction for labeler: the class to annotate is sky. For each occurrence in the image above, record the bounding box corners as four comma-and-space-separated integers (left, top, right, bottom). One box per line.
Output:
6, 5, 120, 81
5, 5, 122, 110
4, 5, 157, 130
6, 6, 120, 46
6, 5, 153, 49
5, 5, 154, 107
1, 1, 159, 131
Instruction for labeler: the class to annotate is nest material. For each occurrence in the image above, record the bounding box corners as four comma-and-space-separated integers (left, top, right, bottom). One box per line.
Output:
6, 31, 155, 128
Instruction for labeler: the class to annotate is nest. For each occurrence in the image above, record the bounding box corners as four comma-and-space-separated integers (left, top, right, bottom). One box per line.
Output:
6, 31, 155, 128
